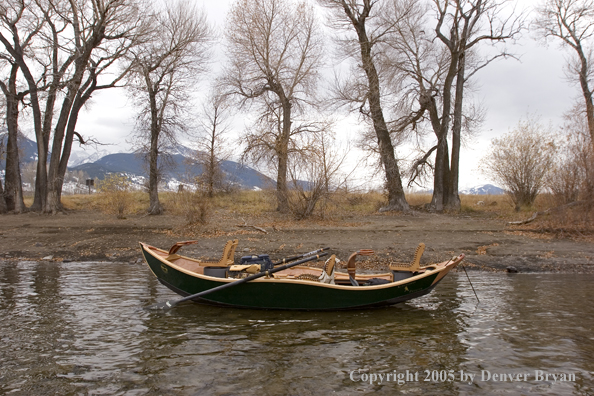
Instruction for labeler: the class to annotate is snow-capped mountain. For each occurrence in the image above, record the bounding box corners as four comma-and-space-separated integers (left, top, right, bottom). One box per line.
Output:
460, 184, 504, 195
69, 150, 274, 190
68, 147, 113, 167
1, 132, 274, 190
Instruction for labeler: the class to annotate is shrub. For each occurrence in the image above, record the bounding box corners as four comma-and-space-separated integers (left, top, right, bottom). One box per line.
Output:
481, 116, 557, 211
171, 189, 210, 225
97, 174, 133, 219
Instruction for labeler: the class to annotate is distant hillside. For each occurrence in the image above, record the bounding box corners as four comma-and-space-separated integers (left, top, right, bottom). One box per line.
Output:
0, 131, 39, 165
1, 132, 274, 190
69, 152, 275, 190
414, 183, 505, 195
460, 184, 505, 195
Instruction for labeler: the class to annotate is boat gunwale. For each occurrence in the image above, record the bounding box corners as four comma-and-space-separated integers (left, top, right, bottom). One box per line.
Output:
140, 242, 464, 292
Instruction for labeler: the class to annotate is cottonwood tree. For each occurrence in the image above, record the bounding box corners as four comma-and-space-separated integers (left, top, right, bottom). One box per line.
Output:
127, 2, 212, 215
44, 0, 145, 214
535, 0, 594, 149
317, 0, 410, 212
224, 0, 324, 213
194, 89, 233, 197
376, 0, 523, 211
482, 117, 557, 211
0, 0, 145, 213
0, 0, 45, 212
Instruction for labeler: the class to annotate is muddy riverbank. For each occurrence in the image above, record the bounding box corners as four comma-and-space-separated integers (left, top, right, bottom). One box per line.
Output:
0, 209, 592, 273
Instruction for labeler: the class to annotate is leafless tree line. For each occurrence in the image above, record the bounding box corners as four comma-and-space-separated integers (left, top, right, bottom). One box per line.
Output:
0, 0, 146, 214
0, 0, 593, 217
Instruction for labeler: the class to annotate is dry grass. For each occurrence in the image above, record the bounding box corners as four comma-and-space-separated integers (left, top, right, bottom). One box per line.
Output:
50, 191, 545, 218
22, 190, 593, 239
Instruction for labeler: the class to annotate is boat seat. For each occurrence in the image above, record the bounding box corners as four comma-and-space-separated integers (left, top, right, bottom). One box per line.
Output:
165, 239, 238, 267
389, 243, 425, 272
197, 239, 238, 267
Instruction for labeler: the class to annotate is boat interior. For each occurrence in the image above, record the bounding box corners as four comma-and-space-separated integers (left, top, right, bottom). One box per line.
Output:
144, 240, 441, 286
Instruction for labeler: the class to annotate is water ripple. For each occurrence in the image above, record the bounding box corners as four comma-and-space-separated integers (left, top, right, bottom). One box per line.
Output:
0, 261, 592, 395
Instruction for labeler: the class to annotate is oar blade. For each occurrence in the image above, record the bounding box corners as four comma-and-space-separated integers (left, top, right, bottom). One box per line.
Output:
145, 299, 178, 311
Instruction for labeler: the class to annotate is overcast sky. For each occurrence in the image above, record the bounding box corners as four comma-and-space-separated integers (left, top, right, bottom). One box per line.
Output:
72, 0, 579, 190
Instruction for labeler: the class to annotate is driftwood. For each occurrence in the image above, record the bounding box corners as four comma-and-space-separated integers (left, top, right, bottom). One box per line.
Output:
507, 200, 589, 225
237, 218, 268, 234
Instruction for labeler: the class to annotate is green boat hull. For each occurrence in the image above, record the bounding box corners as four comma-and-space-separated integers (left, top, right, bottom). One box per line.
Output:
141, 243, 460, 310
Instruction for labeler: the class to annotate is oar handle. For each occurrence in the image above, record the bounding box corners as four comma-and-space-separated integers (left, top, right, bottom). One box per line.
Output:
148, 252, 328, 310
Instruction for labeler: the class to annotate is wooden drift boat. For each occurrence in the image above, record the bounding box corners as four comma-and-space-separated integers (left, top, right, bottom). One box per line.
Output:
140, 240, 465, 311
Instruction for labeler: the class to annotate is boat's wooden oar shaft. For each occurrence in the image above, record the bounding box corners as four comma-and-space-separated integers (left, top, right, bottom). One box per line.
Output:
147, 252, 329, 310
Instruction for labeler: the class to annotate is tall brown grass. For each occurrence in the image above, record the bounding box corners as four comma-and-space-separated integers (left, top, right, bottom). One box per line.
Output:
41, 190, 591, 236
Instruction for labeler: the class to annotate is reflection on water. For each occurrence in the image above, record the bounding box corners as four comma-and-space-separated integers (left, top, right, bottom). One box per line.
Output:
0, 261, 592, 395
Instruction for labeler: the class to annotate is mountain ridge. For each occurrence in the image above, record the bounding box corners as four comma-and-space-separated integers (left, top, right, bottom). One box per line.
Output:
1, 132, 274, 190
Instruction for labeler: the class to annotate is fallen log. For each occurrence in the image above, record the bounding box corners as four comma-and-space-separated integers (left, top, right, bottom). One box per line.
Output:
237, 218, 268, 234
507, 200, 590, 225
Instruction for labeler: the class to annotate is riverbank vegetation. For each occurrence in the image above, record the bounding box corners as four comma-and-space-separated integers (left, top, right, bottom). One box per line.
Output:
1, 0, 593, 234
21, 189, 589, 239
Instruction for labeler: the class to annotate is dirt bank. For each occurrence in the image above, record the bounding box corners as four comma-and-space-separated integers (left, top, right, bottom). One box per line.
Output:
0, 209, 592, 273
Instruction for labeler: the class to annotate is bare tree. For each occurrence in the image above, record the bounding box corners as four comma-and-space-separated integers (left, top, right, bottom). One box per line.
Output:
287, 128, 351, 219
549, 104, 594, 204
367, 0, 522, 211
0, 0, 47, 211
224, 0, 324, 213
482, 116, 557, 211
0, 0, 145, 213
194, 88, 233, 197
45, 0, 145, 213
535, 0, 594, 149
411, 0, 522, 211
318, 0, 410, 212
127, 1, 212, 215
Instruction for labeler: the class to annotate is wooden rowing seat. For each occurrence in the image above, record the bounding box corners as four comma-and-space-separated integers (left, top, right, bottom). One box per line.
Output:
199, 239, 238, 267
165, 239, 238, 267
389, 243, 425, 272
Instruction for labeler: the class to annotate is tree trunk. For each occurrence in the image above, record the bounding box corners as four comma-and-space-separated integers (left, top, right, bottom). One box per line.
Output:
446, 53, 465, 211
46, 88, 76, 213
4, 101, 26, 213
147, 139, 163, 215
147, 84, 164, 215
47, 63, 95, 213
1, 64, 26, 212
577, 48, 594, 149
11, 58, 46, 212
431, 137, 452, 212
207, 115, 217, 198
276, 99, 291, 213
430, 42, 459, 212
32, 71, 59, 212
354, 15, 408, 212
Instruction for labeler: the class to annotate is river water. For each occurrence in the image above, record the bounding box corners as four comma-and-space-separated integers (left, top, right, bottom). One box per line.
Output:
0, 260, 592, 395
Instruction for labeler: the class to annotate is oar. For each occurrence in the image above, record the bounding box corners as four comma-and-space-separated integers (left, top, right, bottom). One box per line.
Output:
273, 247, 331, 266
146, 252, 329, 311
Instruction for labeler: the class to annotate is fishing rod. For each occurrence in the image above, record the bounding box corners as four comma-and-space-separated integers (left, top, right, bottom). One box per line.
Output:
272, 247, 331, 266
